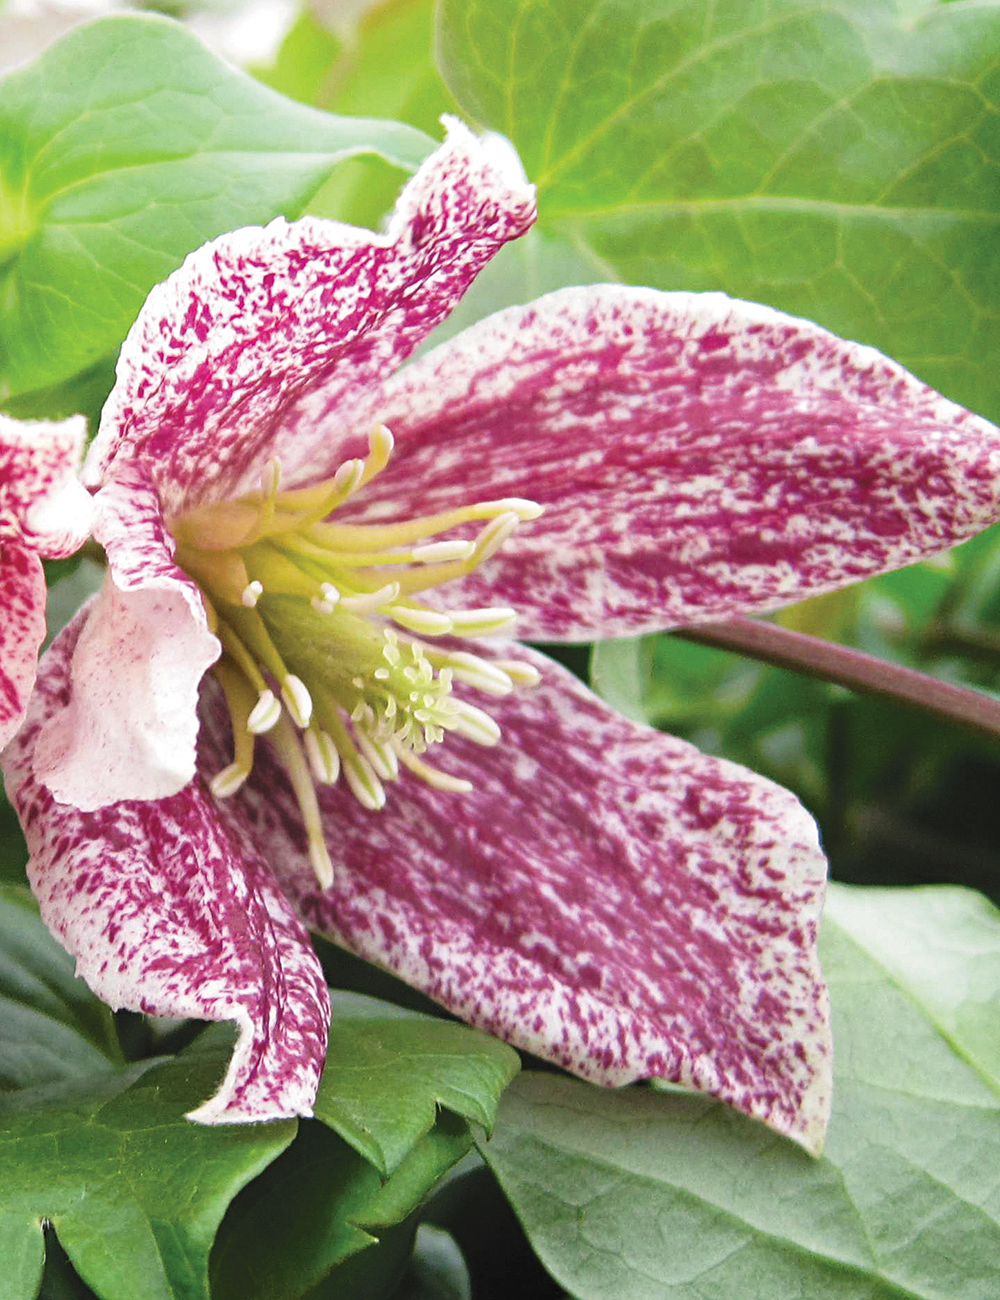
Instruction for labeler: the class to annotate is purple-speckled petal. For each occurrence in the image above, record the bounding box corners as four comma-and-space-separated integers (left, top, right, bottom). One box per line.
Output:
0, 413, 93, 558
339, 286, 1000, 640
34, 465, 220, 810
0, 546, 46, 750
223, 645, 831, 1153
86, 120, 536, 515
0, 412, 93, 747
3, 612, 330, 1124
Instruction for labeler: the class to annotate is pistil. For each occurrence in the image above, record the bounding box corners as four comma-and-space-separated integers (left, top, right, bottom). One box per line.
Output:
169, 424, 541, 887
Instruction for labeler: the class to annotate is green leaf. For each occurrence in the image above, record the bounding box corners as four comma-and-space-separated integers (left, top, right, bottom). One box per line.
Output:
824, 884, 1000, 1092
304, 0, 456, 231
314, 991, 520, 1176
210, 1112, 473, 1300
0, 884, 122, 1091
395, 1225, 472, 1300
0, 12, 434, 403
476, 882, 1000, 1299
0, 1044, 295, 1300
437, 0, 1000, 422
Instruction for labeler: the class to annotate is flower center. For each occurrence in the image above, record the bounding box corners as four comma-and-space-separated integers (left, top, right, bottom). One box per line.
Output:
169, 425, 542, 888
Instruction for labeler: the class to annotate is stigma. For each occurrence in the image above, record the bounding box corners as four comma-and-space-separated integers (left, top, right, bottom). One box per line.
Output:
169, 425, 542, 888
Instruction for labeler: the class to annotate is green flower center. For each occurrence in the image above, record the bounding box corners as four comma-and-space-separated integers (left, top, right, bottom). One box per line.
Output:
169, 425, 541, 887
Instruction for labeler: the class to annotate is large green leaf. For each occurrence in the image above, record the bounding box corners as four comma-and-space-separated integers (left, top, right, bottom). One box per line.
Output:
0, 885, 122, 1092
0, 1042, 295, 1300
476, 883, 1000, 1299
0, 12, 434, 403
210, 1112, 473, 1300
437, 0, 1000, 422
314, 991, 520, 1176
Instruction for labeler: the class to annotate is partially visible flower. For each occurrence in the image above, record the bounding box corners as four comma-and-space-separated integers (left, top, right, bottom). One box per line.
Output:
0, 413, 92, 749
7, 119, 1000, 1152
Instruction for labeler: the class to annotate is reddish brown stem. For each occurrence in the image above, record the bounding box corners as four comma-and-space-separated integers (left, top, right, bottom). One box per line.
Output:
674, 615, 1000, 742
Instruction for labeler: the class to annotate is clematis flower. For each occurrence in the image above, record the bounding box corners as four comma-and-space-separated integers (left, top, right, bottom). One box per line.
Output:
6, 120, 1000, 1154
0, 412, 92, 750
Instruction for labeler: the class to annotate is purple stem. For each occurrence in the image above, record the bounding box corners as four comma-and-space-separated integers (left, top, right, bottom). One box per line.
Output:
674, 615, 1000, 741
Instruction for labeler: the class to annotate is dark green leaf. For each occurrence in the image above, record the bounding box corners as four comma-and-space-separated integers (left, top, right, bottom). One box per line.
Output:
0, 12, 434, 402
476, 883, 1000, 1298
314, 991, 520, 1176
0, 884, 122, 1091
0, 1043, 295, 1300
438, 0, 1000, 421
210, 1111, 472, 1300
394, 1225, 472, 1300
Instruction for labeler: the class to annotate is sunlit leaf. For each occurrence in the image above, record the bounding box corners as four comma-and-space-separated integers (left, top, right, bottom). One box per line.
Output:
477, 883, 1000, 1298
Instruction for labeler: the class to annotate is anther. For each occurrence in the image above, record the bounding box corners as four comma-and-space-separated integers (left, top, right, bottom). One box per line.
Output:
333, 458, 365, 495
281, 675, 313, 728
356, 732, 400, 781
242, 580, 264, 608
451, 700, 502, 746
358, 424, 394, 488
493, 659, 542, 687
411, 539, 476, 563
389, 606, 454, 635
394, 741, 473, 792
476, 511, 520, 564
340, 582, 401, 612
304, 727, 340, 784
247, 689, 281, 734
448, 607, 517, 635
210, 762, 251, 798
343, 752, 386, 811
444, 652, 514, 696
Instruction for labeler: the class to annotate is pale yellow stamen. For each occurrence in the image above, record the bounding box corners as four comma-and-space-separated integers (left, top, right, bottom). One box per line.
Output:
393, 740, 473, 793
268, 714, 334, 888
173, 431, 544, 842
340, 582, 401, 612
451, 700, 502, 746
448, 607, 518, 636
211, 658, 257, 797
281, 675, 313, 729
304, 726, 340, 784
493, 659, 542, 687
388, 606, 454, 636
247, 689, 280, 734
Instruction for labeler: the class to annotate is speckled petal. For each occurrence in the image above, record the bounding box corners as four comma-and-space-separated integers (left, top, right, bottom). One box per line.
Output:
3, 612, 330, 1124
227, 645, 831, 1153
344, 286, 1000, 640
33, 466, 220, 810
0, 412, 93, 558
86, 120, 536, 514
0, 546, 46, 750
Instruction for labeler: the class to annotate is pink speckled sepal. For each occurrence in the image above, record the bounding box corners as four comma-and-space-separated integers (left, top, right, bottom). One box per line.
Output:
4, 613, 330, 1125
349, 285, 1000, 639
238, 645, 831, 1154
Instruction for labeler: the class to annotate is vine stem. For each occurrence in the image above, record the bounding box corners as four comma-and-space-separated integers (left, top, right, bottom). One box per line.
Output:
673, 615, 1000, 742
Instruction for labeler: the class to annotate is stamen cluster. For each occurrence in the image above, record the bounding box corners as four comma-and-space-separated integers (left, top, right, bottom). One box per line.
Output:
169, 425, 541, 887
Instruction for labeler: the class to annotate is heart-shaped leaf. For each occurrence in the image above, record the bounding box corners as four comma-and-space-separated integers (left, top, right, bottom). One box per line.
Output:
314, 991, 520, 1176
438, 0, 1000, 422
0, 884, 122, 1092
475, 882, 1000, 1299
0, 13, 433, 404
0, 1041, 295, 1300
